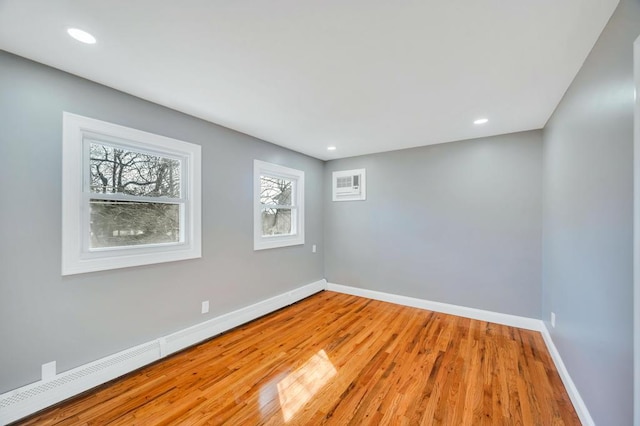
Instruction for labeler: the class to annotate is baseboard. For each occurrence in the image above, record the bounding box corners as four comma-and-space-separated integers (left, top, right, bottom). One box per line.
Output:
1, 279, 594, 425
163, 279, 326, 356
0, 340, 161, 426
326, 282, 542, 331
540, 324, 595, 426
0, 279, 327, 425
326, 282, 595, 425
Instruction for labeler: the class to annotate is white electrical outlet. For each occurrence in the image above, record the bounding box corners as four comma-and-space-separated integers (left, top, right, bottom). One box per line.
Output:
201, 300, 209, 314
551, 312, 556, 328
312, 244, 317, 253
41, 361, 56, 380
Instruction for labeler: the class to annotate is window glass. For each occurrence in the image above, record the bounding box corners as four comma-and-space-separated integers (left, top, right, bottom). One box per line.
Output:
89, 200, 180, 248
89, 142, 181, 198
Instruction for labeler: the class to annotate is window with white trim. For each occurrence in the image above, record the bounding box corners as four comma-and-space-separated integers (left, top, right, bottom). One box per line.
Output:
62, 112, 201, 275
254, 160, 305, 250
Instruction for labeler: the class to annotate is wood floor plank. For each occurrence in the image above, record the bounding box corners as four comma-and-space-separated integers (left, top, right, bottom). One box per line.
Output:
14, 291, 580, 425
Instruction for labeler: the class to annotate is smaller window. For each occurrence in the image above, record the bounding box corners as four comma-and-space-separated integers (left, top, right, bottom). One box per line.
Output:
254, 160, 305, 250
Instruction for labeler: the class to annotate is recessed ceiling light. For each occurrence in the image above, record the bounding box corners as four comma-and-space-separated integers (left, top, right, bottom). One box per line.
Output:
67, 28, 96, 44
327, 146, 337, 151
474, 118, 489, 125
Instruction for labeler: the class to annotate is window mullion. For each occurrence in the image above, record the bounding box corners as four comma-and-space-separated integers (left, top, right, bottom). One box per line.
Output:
260, 204, 294, 210
87, 192, 185, 204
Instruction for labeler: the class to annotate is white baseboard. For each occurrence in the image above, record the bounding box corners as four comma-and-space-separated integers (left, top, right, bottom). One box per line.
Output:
0, 279, 327, 425
540, 324, 595, 426
326, 282, 542, 331
327, 282, 594, 425
163, 279, 326, 356
1, 279, 594, 426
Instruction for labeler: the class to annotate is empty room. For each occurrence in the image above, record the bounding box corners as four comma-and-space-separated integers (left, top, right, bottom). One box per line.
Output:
1, 0, 639, 425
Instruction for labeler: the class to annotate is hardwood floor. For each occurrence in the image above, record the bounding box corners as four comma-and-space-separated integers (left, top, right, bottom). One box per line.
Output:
16, 291, 579, 425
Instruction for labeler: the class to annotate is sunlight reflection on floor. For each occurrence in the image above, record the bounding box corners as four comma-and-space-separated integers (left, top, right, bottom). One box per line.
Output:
277, 350, 337, 422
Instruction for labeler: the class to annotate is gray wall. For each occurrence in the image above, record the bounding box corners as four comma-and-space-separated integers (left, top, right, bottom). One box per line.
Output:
542, 0, 640, 424
0, 51, 324, 393
324, 131, 543, 318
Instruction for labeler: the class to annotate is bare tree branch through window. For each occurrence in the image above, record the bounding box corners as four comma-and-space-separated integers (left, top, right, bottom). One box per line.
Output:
260, 175, 293, 236
88, 143, 182, 248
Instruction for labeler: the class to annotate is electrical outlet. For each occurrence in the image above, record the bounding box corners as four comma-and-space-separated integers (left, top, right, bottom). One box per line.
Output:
551, 312, 556, 328
312, 244, 317, 253
201, 300, 209, 314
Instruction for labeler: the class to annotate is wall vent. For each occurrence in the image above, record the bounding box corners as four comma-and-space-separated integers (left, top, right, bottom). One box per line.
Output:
333, 169, 366, 201
0, 279, 327, 425
0, 341, 160, 424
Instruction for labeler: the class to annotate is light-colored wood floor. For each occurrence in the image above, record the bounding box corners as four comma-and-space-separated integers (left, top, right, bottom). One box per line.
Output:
17, 291, 579, 425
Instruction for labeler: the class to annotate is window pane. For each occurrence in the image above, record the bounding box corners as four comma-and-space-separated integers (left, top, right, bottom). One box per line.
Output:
262, 208, 292, 236
260, 175, 293, 206
90, 199, 180, 248
89, 143, 181, 198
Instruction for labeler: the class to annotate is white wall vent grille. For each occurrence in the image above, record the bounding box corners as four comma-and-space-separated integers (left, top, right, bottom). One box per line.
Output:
332, 169, 366, 201
0, 279, 327, 425
336, 176, 355, 188
0, 341, 160, 424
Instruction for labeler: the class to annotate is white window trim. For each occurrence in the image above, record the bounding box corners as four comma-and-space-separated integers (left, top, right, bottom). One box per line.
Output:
254, 160, 305, 250
62, 112, 201, 275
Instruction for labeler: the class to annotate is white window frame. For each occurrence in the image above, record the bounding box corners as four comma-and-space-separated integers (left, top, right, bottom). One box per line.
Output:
254, 160, 305, 250
62, 112, 201, 275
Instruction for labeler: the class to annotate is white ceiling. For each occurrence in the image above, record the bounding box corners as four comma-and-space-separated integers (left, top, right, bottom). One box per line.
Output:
0, 0, 619, 160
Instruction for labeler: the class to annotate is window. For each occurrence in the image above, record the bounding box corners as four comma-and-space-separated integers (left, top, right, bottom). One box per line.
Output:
62, 112, 201, 275
254, 160, 304, 250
